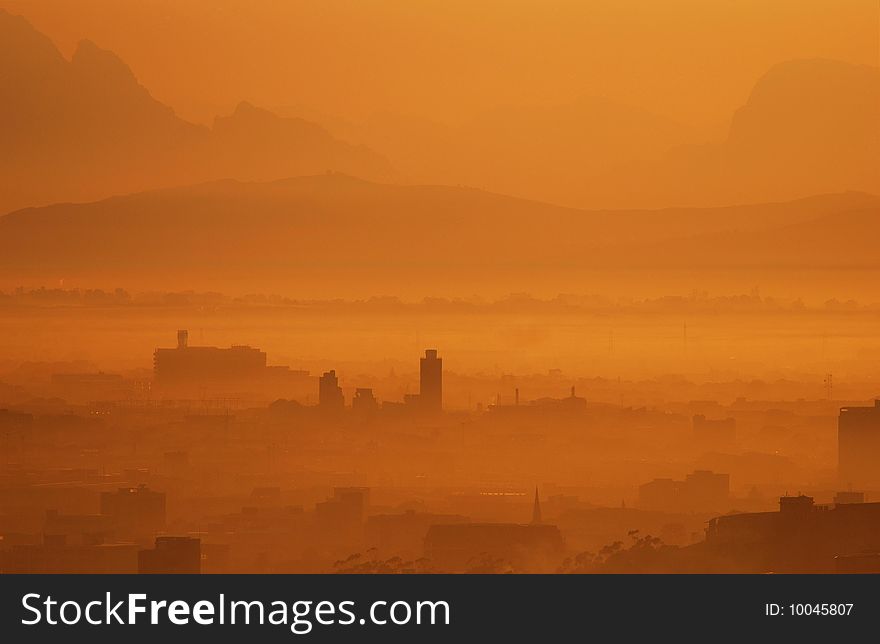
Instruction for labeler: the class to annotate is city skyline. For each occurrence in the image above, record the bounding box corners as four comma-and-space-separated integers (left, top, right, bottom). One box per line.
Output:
0, 1, 878, 577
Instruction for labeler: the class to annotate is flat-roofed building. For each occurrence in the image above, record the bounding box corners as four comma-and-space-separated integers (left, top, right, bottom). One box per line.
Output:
839, 400, 880, 488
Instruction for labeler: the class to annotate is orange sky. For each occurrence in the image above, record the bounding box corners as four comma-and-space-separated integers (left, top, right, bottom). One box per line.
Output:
3, 0, 877, 130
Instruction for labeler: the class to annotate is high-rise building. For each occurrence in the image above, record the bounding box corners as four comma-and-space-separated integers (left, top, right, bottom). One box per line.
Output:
839, 400, 880, 487
419, 349, 442, 412
319, 370, 344, 409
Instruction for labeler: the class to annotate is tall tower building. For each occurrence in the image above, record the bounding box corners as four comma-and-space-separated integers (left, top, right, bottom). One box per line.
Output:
839, 400, 880, 487
319, 370, 344, 409
419, 349, 442, 412
531, 487, 542, 525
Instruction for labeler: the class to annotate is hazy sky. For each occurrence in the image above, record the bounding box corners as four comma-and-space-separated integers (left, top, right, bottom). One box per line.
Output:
4, 0, 877, 130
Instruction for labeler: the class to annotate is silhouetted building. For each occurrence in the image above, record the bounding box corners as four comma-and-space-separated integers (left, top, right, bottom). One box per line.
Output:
315, 487, 369, 534
154, 330, 267, 383
420, 349, 442, 412
497, 387, 587, 415
706, 495, 880, 572
531, 487, 542, 525
151, 330, 313, 401
352, 388, 378, 412
778, 493, 814, 514
639, 470, 729, 512
424, 494, 563, 572
403, 393, 421, 409
138, 536, 201, 574
834, 490, 865, 505
693, 414, 736, 448
838, 400, 880, 488
100, 484, 166, 535
639, 478, 679, 511
365, 510, 469, 559
318, 370, 344, 409
684, 470, 729, 509
706, 494, 880, 572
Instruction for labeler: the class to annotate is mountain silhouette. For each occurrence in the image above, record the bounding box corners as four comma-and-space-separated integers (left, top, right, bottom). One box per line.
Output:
0, 9, 393, 215
301, 96, 695, 206
606, 59, 880, 208
1, 10, 875, 215
208, 101, 391, 182
725, 59, 879, 197
281, 59, 878, 210
1, 174, 875, 294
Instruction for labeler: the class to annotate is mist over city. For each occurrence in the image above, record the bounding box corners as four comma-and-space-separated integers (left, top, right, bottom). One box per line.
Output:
0, 1, 878, 575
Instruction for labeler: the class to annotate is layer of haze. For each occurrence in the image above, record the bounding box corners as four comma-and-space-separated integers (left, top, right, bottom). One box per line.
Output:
1, 1, 877, 212
7, 0, 875, 128
1, 2, 880, 575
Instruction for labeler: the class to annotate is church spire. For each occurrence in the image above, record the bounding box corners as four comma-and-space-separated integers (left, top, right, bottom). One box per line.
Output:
531, 486, 542, 524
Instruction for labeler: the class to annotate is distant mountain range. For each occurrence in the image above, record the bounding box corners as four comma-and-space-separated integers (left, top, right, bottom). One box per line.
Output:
1, 173, 876, 293
2, 9, 878, 214
279, 63, 879, 210
608, 59, 880, 209
0, 9, 393, 215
